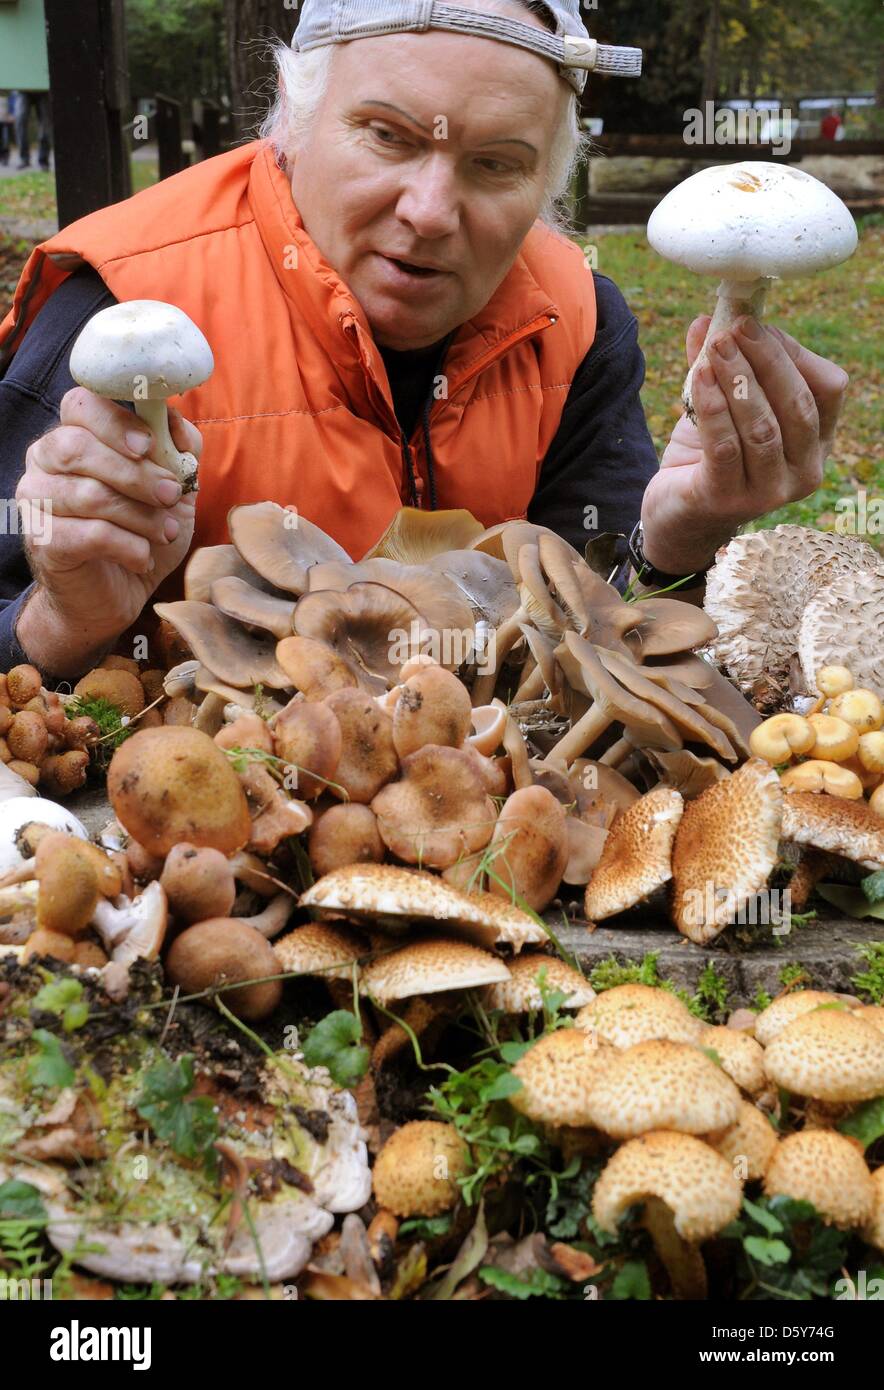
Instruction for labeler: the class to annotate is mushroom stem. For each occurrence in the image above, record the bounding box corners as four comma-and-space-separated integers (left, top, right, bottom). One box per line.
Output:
642, 1196, 708, 1300
684, 277, 771, 420
599, 737, 632, 769
542, 703, 613, 767
512, 662, 547, 705
241, 892, 293, 940
0, 881, 38, 916
134, 398, 199, 492
471, 611, 526, 707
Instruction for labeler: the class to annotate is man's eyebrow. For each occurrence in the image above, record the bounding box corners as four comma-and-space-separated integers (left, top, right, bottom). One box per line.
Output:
355, 100, 537, 154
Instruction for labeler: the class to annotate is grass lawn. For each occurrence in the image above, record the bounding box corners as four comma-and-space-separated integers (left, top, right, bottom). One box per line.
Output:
1, 165, 880, 544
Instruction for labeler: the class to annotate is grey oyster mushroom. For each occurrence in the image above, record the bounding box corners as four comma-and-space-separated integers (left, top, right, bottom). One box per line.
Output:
69, 300, 213, 492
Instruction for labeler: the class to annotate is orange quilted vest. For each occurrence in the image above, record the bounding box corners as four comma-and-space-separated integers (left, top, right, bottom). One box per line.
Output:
0, 141, 597, 565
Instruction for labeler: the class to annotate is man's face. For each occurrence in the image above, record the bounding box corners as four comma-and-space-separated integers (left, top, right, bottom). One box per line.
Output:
289, 29, 565, 350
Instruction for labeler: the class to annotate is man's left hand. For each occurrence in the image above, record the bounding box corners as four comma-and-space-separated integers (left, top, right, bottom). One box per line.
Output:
639, 315, 849, 578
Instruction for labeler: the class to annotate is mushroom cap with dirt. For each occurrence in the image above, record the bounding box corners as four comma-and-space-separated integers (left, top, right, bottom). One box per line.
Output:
584, 787, 683, 921
372, 1121, 470, 1218
108, 726, 251, 858
509, 1027, 611, 1129
371, 744, 497, 869
164, 916, 283, 1020
703, 525, 880, 693
762, 1006, 884, 1104
159, 843, 236, 923
585, 1039, 741, 1138
575, 984, 704, 1050
670, 758, 782, 944
360, 936, 509, 1005
482, 953, 595, 1014
299, 862, 548, 952
763, 1130, 875, 1230
485, 784, 569, 913
306, 803, 386, 878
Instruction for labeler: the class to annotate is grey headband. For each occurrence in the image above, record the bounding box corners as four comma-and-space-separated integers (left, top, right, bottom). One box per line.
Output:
292, 1, 642, 95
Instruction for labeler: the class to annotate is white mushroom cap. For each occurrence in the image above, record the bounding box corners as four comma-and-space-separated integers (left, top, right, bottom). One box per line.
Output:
647, 162, 858, 282
70, 300, 214, 401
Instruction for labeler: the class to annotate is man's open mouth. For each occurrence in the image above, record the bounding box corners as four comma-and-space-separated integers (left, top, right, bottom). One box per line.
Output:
383, 255, 445, 277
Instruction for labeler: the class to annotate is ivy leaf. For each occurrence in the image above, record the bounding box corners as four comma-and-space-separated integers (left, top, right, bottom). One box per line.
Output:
743, 1196, 785, 1235
817, 884, 884, 919
478, 1265, 570, 1300
0, 1180, 46, 1222
610, 1259, 651, 1300
480, 1072, 523, 1103
744, 1235, 792, 1266
861, 870, 884, 906
838, 1096, 884, 1150
135, 1054, 218, 1162
26, 1029, 75, 1089
498, 1041, 532, 1065
302, 1010, 369, 1089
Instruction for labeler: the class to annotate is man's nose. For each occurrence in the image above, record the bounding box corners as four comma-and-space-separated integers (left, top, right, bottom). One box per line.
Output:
394, 153, 461, 240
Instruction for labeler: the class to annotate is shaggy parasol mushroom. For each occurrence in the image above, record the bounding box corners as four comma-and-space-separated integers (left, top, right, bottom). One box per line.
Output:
154, 601, 290, 690
372, 1121, 470, 1218
509, 1027, 610, 1129
699, 1026, 766, 1095
360, 937, 509, 1005
780, 792, 884, 869
753, 989, 861, 1047
670, 759, 782, 943
575, 985, 704, 1050
482, 953, 595, 1014
273, 921, 365, 982
592, 1131, 743, 1299
705, 1100, 778, 1181
799, 568, 884, 701
763, 1131, 875, 1230
647, 162, 857, 419
165, 916, 283, 1020
371, 745, 496, 869
485, 785, 568, 913
762, 1007, 884, 1104
108, 726, 251, 857
584, 1040, 741, 1138
299, 863, 547, 952
307, 804, 385, 877
584, 787, 683, 921
703, 525, 880, 692
69, 300, 213, 491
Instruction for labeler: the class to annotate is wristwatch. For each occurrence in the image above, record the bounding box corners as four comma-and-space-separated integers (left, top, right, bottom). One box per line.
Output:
626, 520, 714, 590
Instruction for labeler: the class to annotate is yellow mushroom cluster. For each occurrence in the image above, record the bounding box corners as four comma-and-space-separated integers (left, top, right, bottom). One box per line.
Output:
750, 664, 884, 812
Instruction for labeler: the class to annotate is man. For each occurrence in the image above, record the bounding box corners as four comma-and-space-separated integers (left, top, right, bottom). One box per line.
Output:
0, 0, 849, 681
13, 90, 52, 171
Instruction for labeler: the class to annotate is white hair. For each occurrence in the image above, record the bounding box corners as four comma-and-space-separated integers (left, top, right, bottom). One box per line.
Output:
259, 40, 590, 235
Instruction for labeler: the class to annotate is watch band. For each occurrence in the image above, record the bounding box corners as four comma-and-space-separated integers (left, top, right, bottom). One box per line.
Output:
627, 521, 713, 590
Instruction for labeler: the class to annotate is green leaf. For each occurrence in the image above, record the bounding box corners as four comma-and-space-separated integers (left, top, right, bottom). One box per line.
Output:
610, 1259, 651, 1300
26, 1029, 75, 1089
135, 1054, 218, 1162
398, 1213, 453, 1239
817, 884, 884, 919
480, 1073, 523, 1102
745, 1235, 792, 1266
0, 1180, 46, 1223
428, 1200, 488, 1301
861, 870, 884, 905
478, 1265, 570, 1300
742, 1196, 785, 1235
498, 1041, 532, 1065
838, 1096, 884, 1149
33, 978, 90, 1032
302, 1010, 370, 1089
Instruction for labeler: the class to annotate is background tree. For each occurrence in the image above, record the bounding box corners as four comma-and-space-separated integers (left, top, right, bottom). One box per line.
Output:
127, 0, 226, 107
223, 0, 299, 137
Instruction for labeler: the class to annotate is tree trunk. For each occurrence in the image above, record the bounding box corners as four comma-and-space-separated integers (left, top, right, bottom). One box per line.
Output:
224, 1, 300, 138
701, 0, 720, 108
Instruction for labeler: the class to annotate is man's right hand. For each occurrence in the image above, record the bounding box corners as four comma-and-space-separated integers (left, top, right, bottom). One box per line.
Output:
14, 386, 200, 677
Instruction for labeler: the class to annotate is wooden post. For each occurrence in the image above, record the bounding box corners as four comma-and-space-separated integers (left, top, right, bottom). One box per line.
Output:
156, 95, 187, 180
199, 100, 221, 160
44, 0, 131, 225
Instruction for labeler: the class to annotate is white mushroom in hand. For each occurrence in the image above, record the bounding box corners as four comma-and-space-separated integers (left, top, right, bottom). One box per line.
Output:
647, 162, 857, 420
69, 300, 213, 491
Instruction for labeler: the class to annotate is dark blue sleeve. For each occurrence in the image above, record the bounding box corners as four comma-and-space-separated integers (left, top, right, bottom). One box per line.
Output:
0, 266, 117, 673
529, 271, 660, 577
